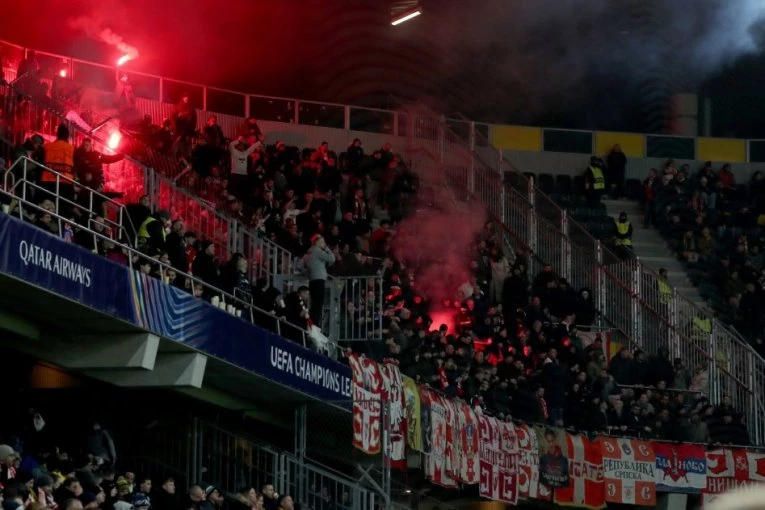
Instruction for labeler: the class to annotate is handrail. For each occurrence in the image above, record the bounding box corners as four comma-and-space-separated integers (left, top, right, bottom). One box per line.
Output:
5, 156, 135, 244
404, 135, 765, 444
0, 188, 316, 350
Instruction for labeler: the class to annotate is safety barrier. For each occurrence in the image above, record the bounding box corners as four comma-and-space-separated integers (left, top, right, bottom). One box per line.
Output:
4, 156, 135, 245
326, 274, 384, 342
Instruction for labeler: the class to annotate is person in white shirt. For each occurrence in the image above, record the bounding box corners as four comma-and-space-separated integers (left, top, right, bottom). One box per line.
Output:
229, 136, 260, 200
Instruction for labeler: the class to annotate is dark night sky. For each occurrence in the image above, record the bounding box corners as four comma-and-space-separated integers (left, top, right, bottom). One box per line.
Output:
2, 0, 765, 136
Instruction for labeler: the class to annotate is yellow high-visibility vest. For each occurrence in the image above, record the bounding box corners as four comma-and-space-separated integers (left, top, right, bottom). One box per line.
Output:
692, 316, 711, 341
137, 216, 165, 250
658, 280, 672, 304
590, 166, 605, 190
615, 221, 632, 247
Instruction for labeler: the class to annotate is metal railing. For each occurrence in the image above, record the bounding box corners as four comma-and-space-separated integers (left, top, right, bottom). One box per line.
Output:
4, 156, 134, 245
327, 274, 384, 342
402, 135, 765, 445
0, 187, 316, 349
195, 420, 377, 510
3, 78, 238, 260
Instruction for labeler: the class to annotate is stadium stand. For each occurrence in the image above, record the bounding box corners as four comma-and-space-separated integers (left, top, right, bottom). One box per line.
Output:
0, 63, 755, 446
0, 35, 764, 509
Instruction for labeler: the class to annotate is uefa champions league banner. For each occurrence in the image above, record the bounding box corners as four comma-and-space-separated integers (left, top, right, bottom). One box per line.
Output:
0, 214, 352, 403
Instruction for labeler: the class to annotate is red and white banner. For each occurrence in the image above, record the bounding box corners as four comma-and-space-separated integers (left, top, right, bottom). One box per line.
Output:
516, 424, 551, 500
704, 449, 765, 504
379, 362, 407, 469
555, 434, 606, 509
443, 397, 459, 481
349, 354, 382, 454
598, 437, 656, 506
478, 415, 519, 504
427, 392, 457, 488
456, 402, 480, 484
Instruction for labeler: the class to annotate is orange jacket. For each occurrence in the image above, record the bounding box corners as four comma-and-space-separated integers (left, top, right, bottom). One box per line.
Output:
42, 139, 75, 182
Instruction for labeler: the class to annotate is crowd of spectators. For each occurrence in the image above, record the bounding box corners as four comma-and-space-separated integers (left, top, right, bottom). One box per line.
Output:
641, 160, 765, 350
1, 52, 755, 446
0, 413, 296, 510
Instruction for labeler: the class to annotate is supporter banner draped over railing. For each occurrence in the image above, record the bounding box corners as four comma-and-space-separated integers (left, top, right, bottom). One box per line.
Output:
350, 355, 765, 507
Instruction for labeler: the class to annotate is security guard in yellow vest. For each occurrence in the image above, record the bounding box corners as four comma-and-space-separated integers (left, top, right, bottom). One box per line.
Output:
657, 268, 672, 305
585, 156, 606, 205
137, 209, 171, 254
614, 212, 633, 259
692, 315, 712, 343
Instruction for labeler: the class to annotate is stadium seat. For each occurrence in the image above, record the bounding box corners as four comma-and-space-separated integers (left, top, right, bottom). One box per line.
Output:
624, 178, 642, 200
537, 173, 554, 193
555, 174, 572, 192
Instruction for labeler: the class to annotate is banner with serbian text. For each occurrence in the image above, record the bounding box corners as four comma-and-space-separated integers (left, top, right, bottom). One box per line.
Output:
537, 426, 571, 490
402, 375, 422, 452
654, 443, 707, 493
379, 362, 407, 469
456, 401, 480, 484
516, 424, 550, 500
478, 415, 519, 504
349, 354, 382, 454
426, 391, 457, 488
598, 437, 656, 506
555, 434, 606, 509
703, 449, 765, 504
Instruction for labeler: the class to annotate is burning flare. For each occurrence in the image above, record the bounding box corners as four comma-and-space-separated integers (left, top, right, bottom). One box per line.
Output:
107, 131, 122, 151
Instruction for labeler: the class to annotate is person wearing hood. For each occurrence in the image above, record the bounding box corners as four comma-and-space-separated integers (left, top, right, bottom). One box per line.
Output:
137, 210, 171, 255
221, 253, 252, 303
574, 288, 595, 328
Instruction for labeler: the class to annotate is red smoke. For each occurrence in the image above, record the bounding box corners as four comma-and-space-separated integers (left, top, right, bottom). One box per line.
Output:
391, 176, 486, 305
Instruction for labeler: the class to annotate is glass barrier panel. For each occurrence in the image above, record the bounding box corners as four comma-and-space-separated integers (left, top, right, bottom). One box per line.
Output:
73, 61, 115, 92
204, 88, 245, 118
646, 135, 696, 159
33, 53, 69, 81
127, 73, 161, 101
543, 129, 593, 154
162, 79, 203, 107
0, 41, 24, 72
475, 122, 490, 147
298, 101, 344, 128
748, 140, 765, 163
349, 107, 394, 134
249, 96, 295, 123
446, 119, 470, 142
396, 112, 408, 137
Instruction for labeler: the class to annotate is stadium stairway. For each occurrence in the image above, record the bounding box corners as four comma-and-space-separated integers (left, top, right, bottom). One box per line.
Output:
603, 198, 708, 312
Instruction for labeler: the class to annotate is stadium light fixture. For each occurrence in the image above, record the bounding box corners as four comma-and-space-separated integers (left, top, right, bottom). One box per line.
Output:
391, 7, 421, 26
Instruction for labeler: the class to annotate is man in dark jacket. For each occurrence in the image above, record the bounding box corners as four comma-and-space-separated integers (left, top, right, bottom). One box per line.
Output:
137, 210, 171, 255
606, 144, 627, 199
74, 138, 124, 190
